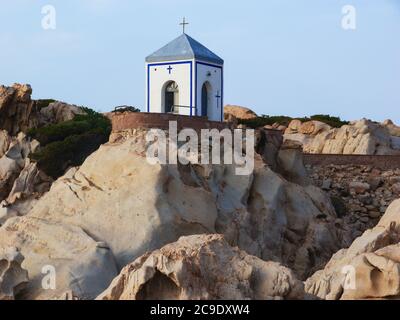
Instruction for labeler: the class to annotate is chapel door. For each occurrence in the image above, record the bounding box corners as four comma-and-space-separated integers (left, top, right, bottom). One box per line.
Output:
201, 83, 208, 118
165, 92, 174, 113
165, 82, 178, 113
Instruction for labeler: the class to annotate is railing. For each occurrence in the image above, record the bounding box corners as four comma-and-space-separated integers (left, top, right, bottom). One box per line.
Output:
113, 106, 140, 113
169, 105, 192, 114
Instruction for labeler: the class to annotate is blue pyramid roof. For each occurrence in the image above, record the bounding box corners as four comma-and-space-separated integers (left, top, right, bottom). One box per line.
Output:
146, 34, 224, 65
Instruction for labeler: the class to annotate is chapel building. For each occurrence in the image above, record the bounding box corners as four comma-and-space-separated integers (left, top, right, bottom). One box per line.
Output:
145, 28, 224, 122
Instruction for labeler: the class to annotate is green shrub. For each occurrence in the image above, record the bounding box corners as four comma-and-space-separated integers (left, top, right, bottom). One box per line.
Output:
309, 114, 349, 128
36, 99, 56, 110
112, 106, 141, 113
29, 107, 111, 178
28, 107, 111, 145
238, 114, 348, 129
238, 115, 307, 129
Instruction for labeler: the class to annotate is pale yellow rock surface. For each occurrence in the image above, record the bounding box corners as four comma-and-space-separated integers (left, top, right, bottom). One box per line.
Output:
0, 83, 86, 135
0, 127, 347, 299
383, 119, 400, 137
299, 121, 331, 136
39, 101, 86, 125
0, 133, 39, 201
20, 130, 345, 282
285, 119, 400, 155
0, 216, 118, 300
0, 83, 85, 220
0, 247, 28, 300
224, 105, 258, 121
0, 84, 36, 135
97, 234, 305, 300
305, 199, 400, 300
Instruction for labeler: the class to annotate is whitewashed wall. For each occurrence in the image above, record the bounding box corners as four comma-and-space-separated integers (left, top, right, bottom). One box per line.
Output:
146, 60, 194, 116
195, 61, 223, 121
146, 59, 223, 121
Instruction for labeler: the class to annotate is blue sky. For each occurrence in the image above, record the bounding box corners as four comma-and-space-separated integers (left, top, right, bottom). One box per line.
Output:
1, 0, 399, 122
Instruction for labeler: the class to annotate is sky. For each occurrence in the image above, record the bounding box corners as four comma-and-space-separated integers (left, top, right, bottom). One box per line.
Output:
1, 0, 399, 123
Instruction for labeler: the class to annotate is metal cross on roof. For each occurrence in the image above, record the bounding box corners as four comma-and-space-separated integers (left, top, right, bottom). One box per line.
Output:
180, 17, 189, 34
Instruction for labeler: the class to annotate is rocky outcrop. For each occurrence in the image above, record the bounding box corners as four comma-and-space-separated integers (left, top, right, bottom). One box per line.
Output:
0, 132, 52, 224
0, 161, 53, 225
285, 119, 400, 155
0, 84, 37, 135
18, 129, 346, 283
39, 101, 86, 126
263, 123, 287, 132
383, 120, 400, 137
0, 133, 40, 201
305, 199, 400, 300
255, 128, 284, 171
307, 164, 400, 241
0, 216, 118, 300
0, 84, 86, 224
97, 234, 305, 300
286, 120, 331, 136
0, 84, 86, 135
0, 247, 29, 300
0, 130, 11, 158
277, 140, 310, 186
224, 105, 258, 121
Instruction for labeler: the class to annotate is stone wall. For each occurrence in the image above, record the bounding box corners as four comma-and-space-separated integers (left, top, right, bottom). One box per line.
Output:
306, 163, 400, 239
304, 154, 400, 170
110, 112, 231, 133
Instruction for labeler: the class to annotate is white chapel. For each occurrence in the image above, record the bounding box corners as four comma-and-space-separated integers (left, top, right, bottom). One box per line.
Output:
145, 20, 224, 122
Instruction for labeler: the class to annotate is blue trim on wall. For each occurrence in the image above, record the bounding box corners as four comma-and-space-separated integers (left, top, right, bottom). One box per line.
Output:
195, 63, 197, 116
147, 66, 150, 112
190, 62, 193, 116
195, 61, 224, 121
147, 61, 193, 115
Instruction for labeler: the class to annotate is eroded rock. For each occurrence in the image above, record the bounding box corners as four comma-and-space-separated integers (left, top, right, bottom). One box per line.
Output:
0, 216, 118, 300
0, 84, 37, 135
305, 199, 400, 300
39, 101, 86, 126
0, 247, 29, 300
224, 105, 258, 121
22, 130, 345, 280
97, 234, 305, 300
285, 119, 400, 155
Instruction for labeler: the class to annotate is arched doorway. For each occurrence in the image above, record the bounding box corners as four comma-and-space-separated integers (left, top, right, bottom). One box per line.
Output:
201, 82, 211, 118
164, 81, 179, 113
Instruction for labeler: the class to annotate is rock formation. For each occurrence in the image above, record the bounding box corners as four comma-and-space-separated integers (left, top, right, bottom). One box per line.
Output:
0, 84, 37, 135
224, 105, 258, 122
0, 161, 53, 225
97, 234, 305, 300
19, 128, 347, 284
0, 84, 86, 224
383, 119, 400, 137
0, 84, 85, 135
305, 199, 400, 300
285, 119, 400, 155
3, 83, 399, 301
263, 122, 287, 132
0, 216, 118, 300
307, 164, 400, 241
0, 247, 29, 300
0, 132, 40, 202
39, 101, 86, 126
0, 131, 53, 224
